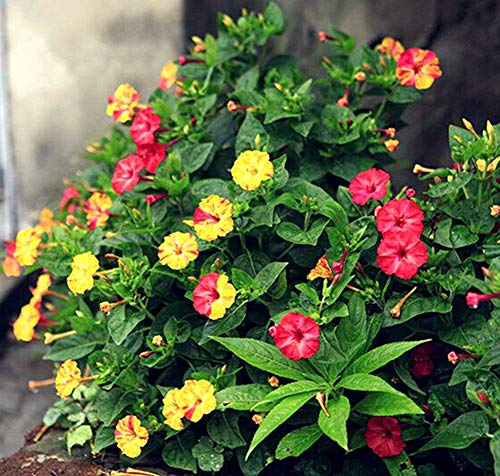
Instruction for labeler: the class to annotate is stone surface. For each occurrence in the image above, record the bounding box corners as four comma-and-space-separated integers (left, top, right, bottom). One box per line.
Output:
0, 339, 54, 457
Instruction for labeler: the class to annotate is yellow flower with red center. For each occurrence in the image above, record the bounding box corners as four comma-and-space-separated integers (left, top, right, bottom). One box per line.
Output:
231, 150, 274, 191
114, 415, 149, 458
67, 252, 100, 294
158, 61, 178, 90
106, 83, 140, 123
181, 379, 217, 423
193, 272, 237, 320
384, 139, 399, 152
158, 232, 199, 270
162, 387, 191, 430
377, 37, 404, 61
3, 241, 20, 277
14, 227, 42, 267
13, 299, 41, 342
37, 208, 56, 233
184, 195, 234, 242
31, 273, 52, 300
396, 48, 442, 90
307, 255, 334, 281
85, 192, 113, 230
55, 359, 82, 398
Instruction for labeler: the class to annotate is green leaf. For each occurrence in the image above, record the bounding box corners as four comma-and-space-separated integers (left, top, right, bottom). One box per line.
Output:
415, 411, 489, 453
253, 262, 288, 297
383, 295, 452, 327
162, 433, 197, 473
337, 374, 403, 396
107, 307, 145, 345
383, 451, 417, 475
213, 337, 321, 382
354, 392, 424, 416
388, 86, 423, 104
318, 395, 350, 450
95, 389, 135, 425
192, 436, 224, 472
216, 384, 272, 411
247, 391, 316, 458
92, 426, 115, 454
491, 430, 500, 476
67, 424, 92, 454
346, 340, 431, 376
425, 173, 473, 198
207, 412, 246, 449
434, 218, 478, 248
236, 113, 268, 156
276, 218, 328, 245
178, 142, 214, 173
191, 178, 229, 198
44, 335, 96, 361
199, 303, 247, 344
263, 2, 285, 33
275, 425, 322, 460
253, 381, 325, 411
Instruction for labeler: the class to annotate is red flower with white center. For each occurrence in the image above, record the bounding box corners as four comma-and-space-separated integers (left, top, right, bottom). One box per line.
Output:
348, 168, 391, 206
376, 198, 424, 237
137, 142, 166, 174
130, 107, 161, 145
269, 312, 320, 360
411, 342, 434, 378
59, 186, 80, 212
111, 154, 144, 194
192, 272, 236, 320
396, 48, 442, 90
365, 417, 406, 458
377, 230, 428, 279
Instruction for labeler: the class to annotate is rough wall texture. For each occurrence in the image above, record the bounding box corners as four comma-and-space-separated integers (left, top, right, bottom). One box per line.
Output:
184, 0, 500, 186
6, 0, 183, 229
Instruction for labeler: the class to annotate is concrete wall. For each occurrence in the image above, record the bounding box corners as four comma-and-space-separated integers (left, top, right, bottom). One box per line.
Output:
6, 0, 183, 228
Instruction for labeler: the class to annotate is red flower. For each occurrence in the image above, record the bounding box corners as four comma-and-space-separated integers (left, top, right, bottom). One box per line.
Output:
192, 272, 236, 320
365, 417, 405, 458
396, 48, 442, 90
348, 168, 391, 206
269, 312, 320, 360
411, 342, 434, 378
377, 230, 428, 279
59, 186, 80, 212
111, 154, 144, 194
376, 198, 424, 237
465, 291, 500, 308
137, 142, 166, 174
130, 107, 161, 145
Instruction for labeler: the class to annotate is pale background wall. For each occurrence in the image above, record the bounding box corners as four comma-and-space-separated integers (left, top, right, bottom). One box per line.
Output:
6, 0, 183, 228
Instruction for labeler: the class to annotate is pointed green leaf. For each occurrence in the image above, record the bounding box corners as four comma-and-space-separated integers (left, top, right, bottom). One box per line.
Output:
354, 392, 424, 416
253, 381, 325, 411
337, 373, 404, 396
318, 395, 350, 450
275, 425, 322, 460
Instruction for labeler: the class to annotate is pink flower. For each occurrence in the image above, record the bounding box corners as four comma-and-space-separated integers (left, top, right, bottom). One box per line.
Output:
130, 107, 161, 145
348, 168, 391, 206
111, 154, 144, 194
269, 312, 320, 360
59, 186, 80, 212
137, 142, 166, 174
377, 230, 428, 279
365, 417, 405, 458
465, 291, 500, 309
376, 198, 424, 237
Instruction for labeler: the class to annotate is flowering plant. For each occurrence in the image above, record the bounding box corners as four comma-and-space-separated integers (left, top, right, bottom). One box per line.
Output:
5, 3, 499, 475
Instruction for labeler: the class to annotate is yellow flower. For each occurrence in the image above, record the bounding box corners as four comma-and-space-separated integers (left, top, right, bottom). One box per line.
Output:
487, 157, 500, 173
158, 232, 199, 270
307, 255, 334, 281
181, 379, 217, 423
152, 335, 164, 346
67, 252, 100, 294
185, 195, 234, 242
85, 192, 112, 230
13, 301, 40, 342
162, 388, 190, 430
14, 227, 42, 266
55, 359, 82, 399
106, 83, 140, 123
37, 208, 56, 233
490, 205, 500, 218
114, 415, 149, 458
231, 150, 274, 191
31, 273, 52, 300
476, 159, 486, 173
384, 139, 399, 152
158, 61, 178, 90
377, 37, 404, 61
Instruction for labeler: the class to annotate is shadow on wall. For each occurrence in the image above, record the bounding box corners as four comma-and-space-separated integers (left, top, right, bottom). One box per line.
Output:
184, 0, 500, 187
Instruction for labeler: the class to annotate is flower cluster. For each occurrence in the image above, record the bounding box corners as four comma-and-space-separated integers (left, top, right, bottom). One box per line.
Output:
3, 5, 498, 476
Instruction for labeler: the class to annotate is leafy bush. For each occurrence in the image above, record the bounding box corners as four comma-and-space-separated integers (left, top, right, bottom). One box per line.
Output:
6, 3, 499, 475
